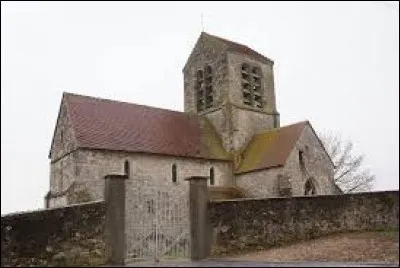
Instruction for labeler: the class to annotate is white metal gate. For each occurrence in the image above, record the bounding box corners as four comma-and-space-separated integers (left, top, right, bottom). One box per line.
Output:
125, 178, 190, 263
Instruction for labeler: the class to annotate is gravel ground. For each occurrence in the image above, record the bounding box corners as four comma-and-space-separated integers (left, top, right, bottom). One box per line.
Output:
223, 231, 399, 263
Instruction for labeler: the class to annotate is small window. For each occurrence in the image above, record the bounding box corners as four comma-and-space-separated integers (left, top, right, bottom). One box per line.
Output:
124, 160, 130, 177
172, 164, 177, 183
146, 200, 155, 214
304, 178, 317, 196
299, 150, 304, 166
210, 167, 215, 186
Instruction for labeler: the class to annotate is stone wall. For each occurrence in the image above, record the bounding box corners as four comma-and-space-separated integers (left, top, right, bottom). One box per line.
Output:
209, 190, 399, 256
49, 96, 78, 162
73, 150, 232, 205
183, 33, 230, 114
183, 33, 279, 153
1, 201, 106, 267
236, 124, 336, 198
48, 149, 232, 209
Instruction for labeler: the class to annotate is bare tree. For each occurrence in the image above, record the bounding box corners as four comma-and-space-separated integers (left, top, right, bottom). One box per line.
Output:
320, 133, 375, 193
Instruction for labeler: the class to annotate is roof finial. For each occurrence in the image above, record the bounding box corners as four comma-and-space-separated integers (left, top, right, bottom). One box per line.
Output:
201, 12, 204, 32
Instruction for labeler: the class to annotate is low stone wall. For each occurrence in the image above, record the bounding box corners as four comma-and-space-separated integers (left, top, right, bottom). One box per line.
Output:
1, 201, 106, 267
209, 190, 399, 256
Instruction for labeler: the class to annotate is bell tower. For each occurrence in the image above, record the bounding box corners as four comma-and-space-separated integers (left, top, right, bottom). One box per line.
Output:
183, 32, 279, 153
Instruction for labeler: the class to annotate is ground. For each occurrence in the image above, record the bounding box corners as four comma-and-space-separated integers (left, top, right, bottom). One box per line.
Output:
223, 230, 399, 264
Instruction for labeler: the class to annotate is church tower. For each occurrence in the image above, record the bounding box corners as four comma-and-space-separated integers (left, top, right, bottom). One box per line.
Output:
183, 32, 279, 153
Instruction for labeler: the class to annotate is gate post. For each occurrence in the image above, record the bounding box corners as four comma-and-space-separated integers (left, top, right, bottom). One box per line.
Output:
104, 174, 128, 265
185, 176, 211, 260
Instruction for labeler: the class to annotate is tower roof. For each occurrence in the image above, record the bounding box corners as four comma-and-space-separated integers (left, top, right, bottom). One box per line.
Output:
201, 32, 274, 64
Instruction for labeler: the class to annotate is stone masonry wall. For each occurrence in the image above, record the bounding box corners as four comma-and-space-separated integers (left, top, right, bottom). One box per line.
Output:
227, 52, 276, 115
183, 34, 229, 114
209, 190, 399, 256
236, 124, 336, 198
227, 52, 278, 152
48, 96, 79, 208
183, 34, 279, 153
49, 97, 77, 162
69, 150, 233, 207
1, 201, 106, 267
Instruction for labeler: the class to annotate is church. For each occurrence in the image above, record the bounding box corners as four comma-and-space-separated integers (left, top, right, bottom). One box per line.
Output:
45, 32, 341, 208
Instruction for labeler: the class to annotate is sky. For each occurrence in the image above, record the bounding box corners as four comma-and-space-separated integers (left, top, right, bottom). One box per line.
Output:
1, 1, 399, 214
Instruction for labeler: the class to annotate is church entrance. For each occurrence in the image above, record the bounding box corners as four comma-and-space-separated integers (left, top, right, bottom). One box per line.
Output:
124, 177, 191, 264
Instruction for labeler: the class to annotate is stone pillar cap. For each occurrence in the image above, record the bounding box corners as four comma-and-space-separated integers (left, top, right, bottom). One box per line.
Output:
104, 174, 128, 180
184, 176, 209, 181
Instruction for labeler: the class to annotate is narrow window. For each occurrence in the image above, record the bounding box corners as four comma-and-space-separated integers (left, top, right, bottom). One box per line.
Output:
147, 200, 155, 214
210, 167, 215, 186
304, 178, 317, 196
195, 70, 204, 112
299, 150, 305, 168
124, 160, 130, 177
172, 164, 177, 183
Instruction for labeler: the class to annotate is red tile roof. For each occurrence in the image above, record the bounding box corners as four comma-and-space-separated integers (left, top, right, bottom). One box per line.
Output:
62, 93, 230, 160
52, 93, 328, 174
202, 32, 274, 64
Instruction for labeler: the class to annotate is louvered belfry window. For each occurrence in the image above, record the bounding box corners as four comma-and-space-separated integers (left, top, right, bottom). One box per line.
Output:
196, 65, 214, 112
241, 63, 263, 108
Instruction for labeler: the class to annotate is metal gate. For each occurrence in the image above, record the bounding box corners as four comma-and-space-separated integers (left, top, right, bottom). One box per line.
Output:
125, 178, 190, 263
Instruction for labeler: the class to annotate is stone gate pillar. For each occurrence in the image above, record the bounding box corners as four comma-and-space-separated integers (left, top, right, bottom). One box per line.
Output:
185, 176, 211, 260
104, 174, 128, 265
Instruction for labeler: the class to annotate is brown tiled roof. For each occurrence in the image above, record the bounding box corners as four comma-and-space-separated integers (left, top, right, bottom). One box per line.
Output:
236, 121, 309, 174
63, 93, 230, 160
202, 32, 274, 64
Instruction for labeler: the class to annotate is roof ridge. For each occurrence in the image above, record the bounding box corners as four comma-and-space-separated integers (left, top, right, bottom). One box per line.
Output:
256, 120, 309, 135
201, 32, 274, 63
63, 91, 196, 118
202, 32, 252, 49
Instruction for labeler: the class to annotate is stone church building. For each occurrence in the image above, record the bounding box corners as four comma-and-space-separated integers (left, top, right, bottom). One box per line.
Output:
46, 32, 340, 208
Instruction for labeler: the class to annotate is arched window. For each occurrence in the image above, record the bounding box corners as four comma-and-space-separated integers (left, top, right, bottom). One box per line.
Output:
195, 65, 214, 112
210, 167, 215, 186
241, 63, 263, 108
304, 178, 317, 196
124, 160, 130, 178
172, 164, 177, 183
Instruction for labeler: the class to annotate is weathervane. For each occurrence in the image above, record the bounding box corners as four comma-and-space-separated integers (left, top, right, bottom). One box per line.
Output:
201, 12, 204, 32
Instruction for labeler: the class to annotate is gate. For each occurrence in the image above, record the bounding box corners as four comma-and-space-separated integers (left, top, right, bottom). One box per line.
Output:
125, 178, 190, 263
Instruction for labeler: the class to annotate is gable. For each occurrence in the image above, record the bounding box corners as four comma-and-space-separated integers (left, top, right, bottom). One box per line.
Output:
60, 93, 230, 161
49, 94, 79, 161
235, 121, 308, 174
183, 32, 229, 72
294, 123, 335, 169
183, 32, 274, 72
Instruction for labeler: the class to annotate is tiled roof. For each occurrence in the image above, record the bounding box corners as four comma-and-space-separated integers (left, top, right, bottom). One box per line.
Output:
235, 121, 309, 174
202, 32, 274, 64
63, 93, 230, 160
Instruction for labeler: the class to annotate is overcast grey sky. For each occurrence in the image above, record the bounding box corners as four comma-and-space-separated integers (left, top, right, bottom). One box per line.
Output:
1, 1, 399, 214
